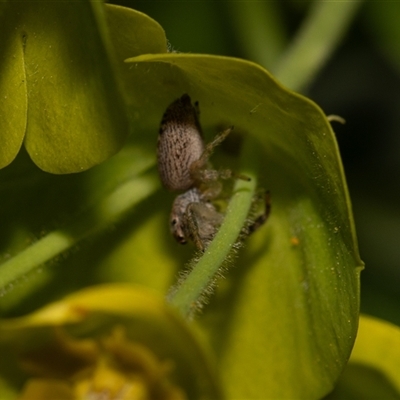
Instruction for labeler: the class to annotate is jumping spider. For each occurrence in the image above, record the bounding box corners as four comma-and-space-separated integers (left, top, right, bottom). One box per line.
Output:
170, 187, 223, 250
157, 94, 270, 251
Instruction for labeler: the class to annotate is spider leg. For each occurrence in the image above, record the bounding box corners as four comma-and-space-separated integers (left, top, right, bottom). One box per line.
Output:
190, 126, 250, 195
199, 126, 249, 182
189, 126, 232, 176
198, 126, 251, 182
185, 202, 205, 251
199, 126, 233, 165
185, 201, 224, 251
246, 190, 271, 235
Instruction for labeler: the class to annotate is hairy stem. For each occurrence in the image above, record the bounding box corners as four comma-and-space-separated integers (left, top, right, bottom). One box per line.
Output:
168, 139, 260, 318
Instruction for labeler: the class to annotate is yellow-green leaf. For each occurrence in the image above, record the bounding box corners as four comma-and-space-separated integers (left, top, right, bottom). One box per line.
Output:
22, 1, 128, 173
0, 2, 27, 169
123, 53, 363, 398
0, 2, 167, 173
327, 315, 400, 398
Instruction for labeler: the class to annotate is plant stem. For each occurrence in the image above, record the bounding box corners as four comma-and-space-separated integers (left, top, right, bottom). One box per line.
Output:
273, 1, 364, 92
226, 1, 287, 69
0, 174, 158, 294
168, 139, 260, 318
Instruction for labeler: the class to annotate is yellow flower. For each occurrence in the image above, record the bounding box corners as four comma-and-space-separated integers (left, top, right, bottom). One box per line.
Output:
0, 285, 221, 400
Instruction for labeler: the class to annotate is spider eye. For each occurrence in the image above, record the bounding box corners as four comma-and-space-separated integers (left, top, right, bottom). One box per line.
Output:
170, 216, 187, 244
178, 236, 187, 244
173, 230, 187, 245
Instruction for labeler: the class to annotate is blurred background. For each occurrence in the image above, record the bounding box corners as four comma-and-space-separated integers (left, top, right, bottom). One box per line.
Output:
111, 1, 400, 325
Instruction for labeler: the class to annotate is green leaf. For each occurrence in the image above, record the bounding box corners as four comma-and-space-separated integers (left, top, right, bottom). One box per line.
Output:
124, 53, 363, 398
0, 3, 168, 303
105, 3, 168, 130
22, 0, 128, 173
0, 2, 27, 169
106, 4, 167, 65
327, 315, 400, 399
0, 1, 167, 173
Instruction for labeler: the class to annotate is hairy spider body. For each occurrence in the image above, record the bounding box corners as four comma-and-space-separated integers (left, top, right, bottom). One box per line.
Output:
158, 94, 269, 251
157, 94, 205, 191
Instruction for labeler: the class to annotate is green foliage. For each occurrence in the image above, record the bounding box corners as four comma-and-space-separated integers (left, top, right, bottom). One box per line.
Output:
0, 1, 398, 399
121, 52, 361, 397
0, 1, 137, 173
